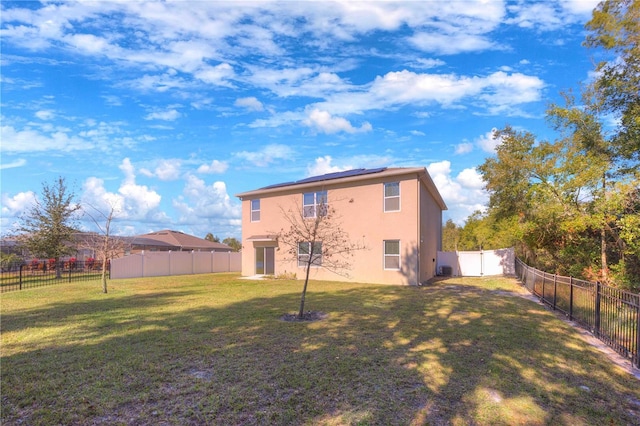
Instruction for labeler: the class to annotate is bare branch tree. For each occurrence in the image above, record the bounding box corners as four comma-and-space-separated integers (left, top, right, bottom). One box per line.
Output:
81, 202, 125, 293
277, 196, 366, 319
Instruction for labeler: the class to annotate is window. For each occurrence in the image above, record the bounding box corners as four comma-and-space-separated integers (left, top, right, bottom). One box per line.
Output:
384, 240, 400, 270
298, 241, 322, 267
251, 199, 260, 222
303, 190, 328, 218
384, 182, 400, 212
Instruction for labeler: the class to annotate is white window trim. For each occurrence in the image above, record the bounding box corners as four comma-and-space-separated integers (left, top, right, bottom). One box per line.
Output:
298, 241, 322, 267
384, 182, 400, 212
250, 199, 260, 222
383, 239, 401, 270
303, 191, 328, 219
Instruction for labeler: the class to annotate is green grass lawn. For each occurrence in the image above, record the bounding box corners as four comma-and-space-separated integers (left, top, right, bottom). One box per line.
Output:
1, 274, 639, 425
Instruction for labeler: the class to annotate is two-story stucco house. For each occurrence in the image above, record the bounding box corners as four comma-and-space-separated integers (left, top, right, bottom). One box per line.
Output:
235, 167, 447, 285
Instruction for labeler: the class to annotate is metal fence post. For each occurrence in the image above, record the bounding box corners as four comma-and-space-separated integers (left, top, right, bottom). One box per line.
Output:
569, 276, 574, 321
595, 281, 601, 337
635, 300, 640, 369
553, 274, 557, 311
19, 264, 23, 290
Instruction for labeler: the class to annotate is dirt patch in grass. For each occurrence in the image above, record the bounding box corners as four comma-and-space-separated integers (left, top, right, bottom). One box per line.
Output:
280, 311, 328, 322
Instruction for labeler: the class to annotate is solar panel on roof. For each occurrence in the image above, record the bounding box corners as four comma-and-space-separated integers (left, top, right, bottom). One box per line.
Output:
259, 167, 387, 190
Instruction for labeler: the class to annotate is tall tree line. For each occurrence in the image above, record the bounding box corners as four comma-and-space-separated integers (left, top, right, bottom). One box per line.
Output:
449, 0, 639, 290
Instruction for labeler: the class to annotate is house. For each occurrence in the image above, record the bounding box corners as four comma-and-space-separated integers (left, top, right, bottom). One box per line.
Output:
2, 230, 233, 265
235, 167, 447, 285
128, 230, 233, 253
72, 230, 232, 260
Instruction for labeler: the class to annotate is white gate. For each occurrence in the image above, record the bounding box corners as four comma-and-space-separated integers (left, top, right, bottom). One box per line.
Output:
436, 248, 515, 277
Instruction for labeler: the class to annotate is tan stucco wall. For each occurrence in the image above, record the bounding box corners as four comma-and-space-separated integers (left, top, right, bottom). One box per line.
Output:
240, 171, 442, 285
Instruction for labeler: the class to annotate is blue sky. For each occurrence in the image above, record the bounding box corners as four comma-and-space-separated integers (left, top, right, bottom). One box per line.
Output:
1, 0, 602, 240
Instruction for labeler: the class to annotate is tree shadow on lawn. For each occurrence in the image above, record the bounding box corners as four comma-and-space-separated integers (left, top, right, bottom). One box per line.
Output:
1, 278, 639, 425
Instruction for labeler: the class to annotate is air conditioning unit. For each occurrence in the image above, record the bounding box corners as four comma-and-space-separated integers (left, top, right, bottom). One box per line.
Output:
438, 266, 452, 276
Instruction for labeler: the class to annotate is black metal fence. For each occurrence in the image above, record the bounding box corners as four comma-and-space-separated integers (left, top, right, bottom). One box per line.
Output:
515, 258, 639, 369
0, 259, 109, 293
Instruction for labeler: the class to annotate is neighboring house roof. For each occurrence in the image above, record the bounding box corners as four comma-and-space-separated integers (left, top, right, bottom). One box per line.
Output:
135, 230, 232, 251
236, 167, 447, 210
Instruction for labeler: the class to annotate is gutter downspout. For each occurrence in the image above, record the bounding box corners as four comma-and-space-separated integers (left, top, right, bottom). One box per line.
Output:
417, 178, 420, 285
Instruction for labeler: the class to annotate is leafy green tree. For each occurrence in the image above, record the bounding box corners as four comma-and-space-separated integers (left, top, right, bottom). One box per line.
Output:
456, 211, 519, 253
470, 2, 640, 289
18, 177, 81, 278
204, 233, 220, 243
222, 237, 241, 252
0, 252, 22, 271
442, 219, 461, 251
477, 127, 537, 221
585, 0, 640, 164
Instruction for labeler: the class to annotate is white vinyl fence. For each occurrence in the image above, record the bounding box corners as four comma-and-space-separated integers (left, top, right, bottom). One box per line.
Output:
110, 251, 241, 279
436, 248, 515, 277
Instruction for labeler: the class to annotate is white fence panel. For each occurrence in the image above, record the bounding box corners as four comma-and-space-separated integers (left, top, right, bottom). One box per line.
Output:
111, 251, 241, 279
436, 248, 515, 277
193, 252, 213, 274
144, 252, 171, 277
110, 254, 143, 279
170, 251, 193, 276
457, 251, 482, 276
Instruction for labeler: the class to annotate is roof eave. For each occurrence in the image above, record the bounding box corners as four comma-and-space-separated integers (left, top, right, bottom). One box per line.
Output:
235, 167, 424, 199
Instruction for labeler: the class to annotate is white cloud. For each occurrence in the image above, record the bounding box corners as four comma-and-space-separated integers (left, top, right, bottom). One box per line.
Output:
1, 119, 153, 155
409, 32, 496, 55
102, 95, 122, 106
235, 97, 264, 112
411, 58, 446, 69
35, 110, 55, 120
457, 167, 485, 189
197, 160, 228, 174
65, 33, 114, 55
303, 109, 372, 134
114, 158, 168, 222
246, 67, 352, 98
81, 176, 125, 218
311, 70, 545, 119
234, 143, 295, 167
507, 1, 598, 31
306, 154, 393, 177
0, 125, 91, 153
126, 73, 190, 93
194, 63, 235, 87
144, 109, 181, 121
427, 160, 488, 225
0, 158, 27, 169
307, 156, 350, 177
140, 159, 182, 181
455, 142, 474, 155
172, 175, 241, 234
476, 128, 503, 153
1, 191, 36, 217
561, 0, 600, 15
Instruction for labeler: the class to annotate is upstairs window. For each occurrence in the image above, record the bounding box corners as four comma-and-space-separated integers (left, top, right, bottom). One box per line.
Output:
251, 199, 260, 222
384, 240, 400, 270
384, 182, 400, 212
298, 241, 322, 267
303, 190, 328, 218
